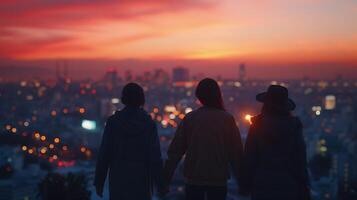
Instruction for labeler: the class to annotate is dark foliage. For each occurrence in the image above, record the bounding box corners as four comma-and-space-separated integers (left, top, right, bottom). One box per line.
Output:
38, 172, 91, 200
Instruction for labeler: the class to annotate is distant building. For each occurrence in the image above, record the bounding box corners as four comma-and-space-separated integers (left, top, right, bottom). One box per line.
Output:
153, 69, 170, 85
238, 63, 246, 82
172, 67, 189, 82
124, 70, 133, 82
103, 67, 119, 87
325, 95, 336, 110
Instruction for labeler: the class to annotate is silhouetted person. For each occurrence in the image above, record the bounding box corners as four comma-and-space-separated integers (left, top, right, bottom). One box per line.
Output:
94, 83, 164, 200
241, 85, 310, 200
163, 78, 244, 200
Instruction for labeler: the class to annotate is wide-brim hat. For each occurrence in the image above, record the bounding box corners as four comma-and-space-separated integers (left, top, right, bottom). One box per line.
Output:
256, 85, 296, 111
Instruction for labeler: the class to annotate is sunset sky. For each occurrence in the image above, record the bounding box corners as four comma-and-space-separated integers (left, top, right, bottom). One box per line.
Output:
0, 0, 356, 79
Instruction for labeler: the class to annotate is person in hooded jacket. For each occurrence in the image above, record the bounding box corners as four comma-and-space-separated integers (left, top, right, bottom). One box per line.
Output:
94, 83, 164, 200
241, 85, 311, 200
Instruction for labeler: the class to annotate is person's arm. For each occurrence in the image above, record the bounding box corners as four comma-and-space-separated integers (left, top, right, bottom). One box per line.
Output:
149, 122, 164, 191
94, 117, 113, 196
240, 117, 260, 195
295, 118, 310, 187
227, 116, 244, 186
163, 117, 188, 186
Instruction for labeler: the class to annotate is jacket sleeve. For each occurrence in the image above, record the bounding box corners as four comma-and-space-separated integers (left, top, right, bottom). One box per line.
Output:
149, 122, 164, 190
163, 117, 188, 185
227, 116, 244, 185
295, 118, 310, 187
241, 117, 260, 194
94, 117, 113, 188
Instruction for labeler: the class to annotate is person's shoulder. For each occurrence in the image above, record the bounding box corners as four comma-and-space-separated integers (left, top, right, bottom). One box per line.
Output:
189, 107, 232, 118
291, 115, 303, 129
140, 109, 157, 127
182, 109, 195, 121
251, 114, 263, 124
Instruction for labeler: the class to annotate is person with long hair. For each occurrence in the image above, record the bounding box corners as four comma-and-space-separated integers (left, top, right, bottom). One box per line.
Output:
241, 85, 310, 200
94, 83, 164, 200
163, 78, 244, 200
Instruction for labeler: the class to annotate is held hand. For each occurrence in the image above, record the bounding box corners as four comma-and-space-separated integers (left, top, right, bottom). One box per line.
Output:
96, 185, 103, 198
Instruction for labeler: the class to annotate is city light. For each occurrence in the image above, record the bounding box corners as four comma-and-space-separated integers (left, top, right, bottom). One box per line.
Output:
111, 98, 120, 104
325, 95, 336, 110
51, 110, 57, 116
169, 113, 176, 120
185, 107, 193, 114
153, 107, 159, 113
245, 114, 252, 124
80, 147, 86, 153
79, 107, 86, 114
54, 137, 60, 143
81, 120, 97, 131
161, 120, 168, 127
11, 127, 17, 134
21, 145, 28, 151
316, 110, 321, 116
62, 145, 68, 151
34, 132, 40, 139
40, 135, 46, 141
23, 121, 30, 127
5, 124, 11, 130
40, 147, 47, 154
164, 105, 176, 113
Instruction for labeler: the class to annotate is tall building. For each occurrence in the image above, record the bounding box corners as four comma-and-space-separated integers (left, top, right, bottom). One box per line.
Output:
238, 63, 246, 82
103, 67, 119, 86
172, 67, 189, 82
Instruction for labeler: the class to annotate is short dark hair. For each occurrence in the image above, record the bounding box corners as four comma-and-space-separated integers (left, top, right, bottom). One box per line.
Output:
195, 78, 224, 110
121, 83, 145, 107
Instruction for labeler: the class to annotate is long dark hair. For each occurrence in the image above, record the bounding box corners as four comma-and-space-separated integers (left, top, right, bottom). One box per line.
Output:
195, 78, 224, 110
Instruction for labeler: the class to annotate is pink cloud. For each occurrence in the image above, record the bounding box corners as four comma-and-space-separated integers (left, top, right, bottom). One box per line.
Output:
0, 0, 217, 28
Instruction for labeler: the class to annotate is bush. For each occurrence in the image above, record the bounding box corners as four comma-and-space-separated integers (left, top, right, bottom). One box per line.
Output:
38, 172, 91, 200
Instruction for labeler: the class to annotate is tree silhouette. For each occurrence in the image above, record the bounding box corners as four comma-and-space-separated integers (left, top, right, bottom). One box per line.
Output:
38, 172, 91, 200
0, 163, 14, 179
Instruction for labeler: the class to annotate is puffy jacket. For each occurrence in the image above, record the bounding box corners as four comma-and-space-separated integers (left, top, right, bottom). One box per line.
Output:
94, 106, 163, 200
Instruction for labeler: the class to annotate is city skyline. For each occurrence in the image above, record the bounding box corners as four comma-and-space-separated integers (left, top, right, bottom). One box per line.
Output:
0, 0, 357, 79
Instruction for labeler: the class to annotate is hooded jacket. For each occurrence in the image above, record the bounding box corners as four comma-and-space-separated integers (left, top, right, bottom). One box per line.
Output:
94, 106, 163, 200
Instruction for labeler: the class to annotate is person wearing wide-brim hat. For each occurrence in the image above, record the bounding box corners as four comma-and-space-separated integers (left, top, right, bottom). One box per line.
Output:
240, 85, 311, 200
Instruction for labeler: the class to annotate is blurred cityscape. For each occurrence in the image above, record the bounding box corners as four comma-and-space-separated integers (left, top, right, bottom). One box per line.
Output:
0, 64, 356, 200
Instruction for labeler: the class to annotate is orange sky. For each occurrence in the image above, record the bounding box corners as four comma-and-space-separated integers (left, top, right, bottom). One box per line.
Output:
0, 0, 356, 79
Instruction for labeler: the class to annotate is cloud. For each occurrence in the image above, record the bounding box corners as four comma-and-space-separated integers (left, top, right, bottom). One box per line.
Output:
0, 0, 220, 59
0, 0, 217, 28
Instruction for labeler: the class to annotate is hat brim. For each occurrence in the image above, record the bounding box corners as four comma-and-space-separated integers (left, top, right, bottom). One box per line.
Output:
256, 92, 296, 111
